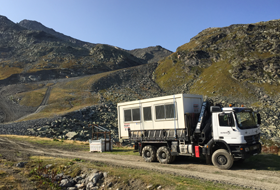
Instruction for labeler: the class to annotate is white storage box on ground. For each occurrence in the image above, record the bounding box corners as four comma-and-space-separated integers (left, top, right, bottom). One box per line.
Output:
89, 139, 113, 152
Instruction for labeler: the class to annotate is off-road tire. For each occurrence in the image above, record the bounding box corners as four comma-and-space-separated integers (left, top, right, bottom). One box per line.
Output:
142, 145, 156, 162
157, 146, 172, 164
212, 149, 233, 170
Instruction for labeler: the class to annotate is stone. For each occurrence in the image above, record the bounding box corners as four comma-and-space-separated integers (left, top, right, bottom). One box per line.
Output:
67, 187, 77, 190
16, 162, 27, 168
66, 132, 78, 140
85, 171, 103, 185
73, 176, 83, 183
60, 179, 75, 188
45, 164, 53, 169
86, 182, 94, 190
107, 182, 113, 187
103, 172, 108, 178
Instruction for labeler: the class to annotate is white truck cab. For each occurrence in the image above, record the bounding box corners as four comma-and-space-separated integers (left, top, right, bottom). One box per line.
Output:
212, 107, 261, 144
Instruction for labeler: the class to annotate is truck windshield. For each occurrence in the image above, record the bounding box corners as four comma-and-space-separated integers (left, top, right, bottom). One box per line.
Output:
235, 111, 257, 129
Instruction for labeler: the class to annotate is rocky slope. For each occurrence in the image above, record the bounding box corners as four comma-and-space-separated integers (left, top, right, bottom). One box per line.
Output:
1, 16, 280, 143
18, 19, 96, 49
0, 15, 172, 86
153, 19, 280, 141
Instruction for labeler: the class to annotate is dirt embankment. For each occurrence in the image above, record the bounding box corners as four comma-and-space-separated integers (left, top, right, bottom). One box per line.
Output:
0, 137, 280, 190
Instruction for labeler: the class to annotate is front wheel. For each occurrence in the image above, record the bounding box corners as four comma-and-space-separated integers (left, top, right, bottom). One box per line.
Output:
212, 149, 233, 170
157, 146, 172, 164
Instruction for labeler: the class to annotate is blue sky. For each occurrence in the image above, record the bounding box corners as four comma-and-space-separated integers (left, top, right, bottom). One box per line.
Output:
1, 0, 280, 52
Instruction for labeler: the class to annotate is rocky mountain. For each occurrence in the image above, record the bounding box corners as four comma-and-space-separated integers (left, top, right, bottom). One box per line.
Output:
128, 45, 173, 64
0, 15, 172, 85
0, 15, 280, 143
18, 19, 95, 49
153, 19, 280, 141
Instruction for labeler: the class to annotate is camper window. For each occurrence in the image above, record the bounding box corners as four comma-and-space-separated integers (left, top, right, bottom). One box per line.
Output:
156, 105, 165, 119
132, 108, 140, 121
124, 108, 141, 122
166, 104, 175, 118
143, 107, 152, 121
155, 104, 176, 120
124, 109, 131, 122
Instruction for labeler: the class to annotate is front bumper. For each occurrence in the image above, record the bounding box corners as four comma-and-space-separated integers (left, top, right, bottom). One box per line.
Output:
232, 142, 262, 159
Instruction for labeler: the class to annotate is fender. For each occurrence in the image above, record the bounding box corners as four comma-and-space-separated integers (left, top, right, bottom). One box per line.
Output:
206, 139, 231, 155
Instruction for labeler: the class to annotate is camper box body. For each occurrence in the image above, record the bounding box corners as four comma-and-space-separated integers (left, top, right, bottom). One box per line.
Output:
117, 94, 203, 139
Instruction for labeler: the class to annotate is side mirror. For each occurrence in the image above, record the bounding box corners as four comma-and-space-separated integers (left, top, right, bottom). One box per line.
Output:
257, 113, 261, 125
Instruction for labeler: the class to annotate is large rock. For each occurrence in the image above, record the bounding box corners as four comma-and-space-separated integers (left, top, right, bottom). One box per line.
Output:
60, 178, 75, 188
66, 132, 78, 140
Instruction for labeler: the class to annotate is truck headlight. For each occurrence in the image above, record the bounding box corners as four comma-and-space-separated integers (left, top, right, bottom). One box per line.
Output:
245, 147, 250, 152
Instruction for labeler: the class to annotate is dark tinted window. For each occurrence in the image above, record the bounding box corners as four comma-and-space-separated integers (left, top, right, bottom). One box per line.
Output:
156, 105, 165, 119
124, 110, 131, 122
219, 113, 233, 127
165, 104, 175, 118
132, 108, 140, 121
143, 107, 152, 121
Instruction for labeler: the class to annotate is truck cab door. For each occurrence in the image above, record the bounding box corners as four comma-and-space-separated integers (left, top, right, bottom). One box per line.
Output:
215, 113, 239, 143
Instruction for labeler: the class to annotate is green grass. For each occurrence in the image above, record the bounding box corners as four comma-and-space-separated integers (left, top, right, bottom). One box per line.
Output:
18, 71, 114, 121
102, 147, 139, 156
189, 60, 254, 99
154, 56, 200, 91
238, 154, 280, 171
2, 135, 89, 151
13, 87, 47, 107
0, 65, 23, 80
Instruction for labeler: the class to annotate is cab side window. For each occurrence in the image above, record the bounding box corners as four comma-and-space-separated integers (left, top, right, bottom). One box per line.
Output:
219, 113, 234, 126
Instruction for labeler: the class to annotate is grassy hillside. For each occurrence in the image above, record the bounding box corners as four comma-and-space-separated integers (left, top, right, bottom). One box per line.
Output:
17, 72, 114, 121
154, 21, 280, 104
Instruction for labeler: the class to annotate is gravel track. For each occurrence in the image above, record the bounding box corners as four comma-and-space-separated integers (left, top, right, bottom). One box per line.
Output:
0, 137, 279, 190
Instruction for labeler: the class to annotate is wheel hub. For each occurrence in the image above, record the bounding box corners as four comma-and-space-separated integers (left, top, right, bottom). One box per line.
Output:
217, 155, 227, 165
161, 152, 166, 159
146, 151, 150, 157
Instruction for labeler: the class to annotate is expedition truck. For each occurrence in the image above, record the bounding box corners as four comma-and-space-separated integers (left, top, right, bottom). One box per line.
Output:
117, 94, 261, 170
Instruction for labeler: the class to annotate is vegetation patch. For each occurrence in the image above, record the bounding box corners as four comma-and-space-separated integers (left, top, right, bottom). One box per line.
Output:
189, 60, 255, 99
0, 65, 23, 80
0, 135, 89, 152
155, 56, 199, 91
13, 87, 47, 107
18, 71, 115, 121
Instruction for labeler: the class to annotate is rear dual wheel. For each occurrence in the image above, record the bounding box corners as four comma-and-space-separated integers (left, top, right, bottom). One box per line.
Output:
157, 146, 174, 164
142, 145, 157, 162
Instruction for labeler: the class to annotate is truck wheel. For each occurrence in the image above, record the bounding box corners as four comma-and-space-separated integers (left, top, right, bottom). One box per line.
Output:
212, 149, 233, 170
142, 145, 156, 162
157, 146, 172, 164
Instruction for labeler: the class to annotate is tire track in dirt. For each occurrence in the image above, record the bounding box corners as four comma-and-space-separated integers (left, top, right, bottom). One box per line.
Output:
0, 137, 279, 190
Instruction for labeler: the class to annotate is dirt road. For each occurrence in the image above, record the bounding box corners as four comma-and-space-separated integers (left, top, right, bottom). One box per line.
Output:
0, 137, 279, 190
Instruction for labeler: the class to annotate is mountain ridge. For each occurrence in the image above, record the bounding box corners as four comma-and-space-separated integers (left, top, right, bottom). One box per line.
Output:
0, 15, 172, 85
0, 15, 279, 143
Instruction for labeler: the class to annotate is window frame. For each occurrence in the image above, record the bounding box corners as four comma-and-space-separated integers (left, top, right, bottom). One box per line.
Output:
218, 113, 234, 127
154, 103, 177, 121
124, 108, 141, 122
143, 106, 152, 121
